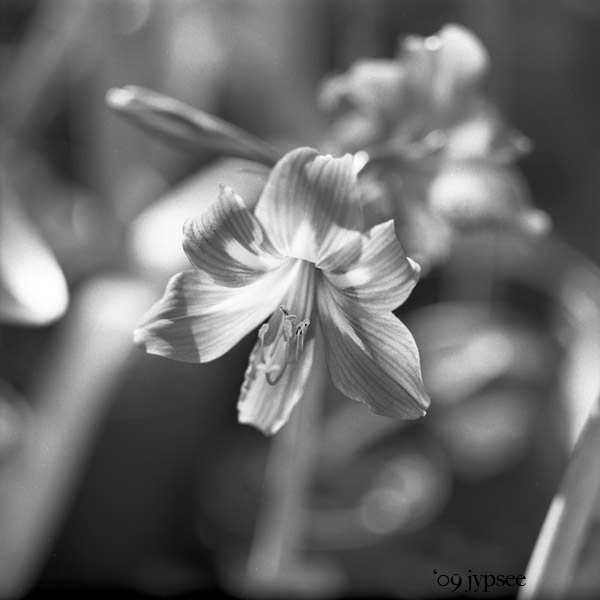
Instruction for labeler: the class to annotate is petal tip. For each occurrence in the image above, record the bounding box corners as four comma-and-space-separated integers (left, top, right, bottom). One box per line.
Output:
407, 256, 422, 277
238, 413, 282, 436
395, 392, 430, 421
217, 181, 234, 196
132, 326, 147, 348
522, 209, 552, 237
132, 324, 158, 355
403, 389, 431, 419
105, 87, 134, 109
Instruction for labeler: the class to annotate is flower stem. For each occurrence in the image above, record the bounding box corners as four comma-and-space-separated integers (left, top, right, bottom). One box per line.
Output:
245, 342, 330, 596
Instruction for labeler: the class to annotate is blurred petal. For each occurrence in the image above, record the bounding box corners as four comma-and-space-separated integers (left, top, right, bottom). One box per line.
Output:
254, 148, 364, 263
106, 86, 282, 165
429, 158, 550, 233
319, 60, 417, 152
402, 24, 489, 120
317, 281, 429, 419
319, 60, 407, 129
446, 100, 532, 161
134, 263, 297, 363
0, 175, 68, 326
434, 24, 489, 103
319, 220, 421, 311
183, 184, 283, 286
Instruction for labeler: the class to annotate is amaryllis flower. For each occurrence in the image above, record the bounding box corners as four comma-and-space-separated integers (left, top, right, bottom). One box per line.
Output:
319, 24, 549, 270
134, 148, 429, 434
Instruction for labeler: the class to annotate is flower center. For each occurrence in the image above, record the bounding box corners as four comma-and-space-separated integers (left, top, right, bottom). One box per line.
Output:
256, 306, 310, 386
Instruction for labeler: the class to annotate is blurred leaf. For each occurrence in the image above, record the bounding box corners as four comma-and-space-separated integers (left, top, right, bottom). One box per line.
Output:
430, 387, 539, 481
0, 168, 69, 326
106, 86, 283, 165
407, 302, 559, 406
0, 275, 157, 598
308, 440, 452, 550
521, 405, 600, 600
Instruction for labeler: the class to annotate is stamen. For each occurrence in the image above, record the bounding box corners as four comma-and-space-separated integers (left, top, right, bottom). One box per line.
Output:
290, 320, 310, 363
282, 317, 295, 342
254, 306, 310, 386
257, 323, 269, 363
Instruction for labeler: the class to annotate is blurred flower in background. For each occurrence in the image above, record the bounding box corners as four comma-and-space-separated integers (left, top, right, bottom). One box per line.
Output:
319, 23, 550, 271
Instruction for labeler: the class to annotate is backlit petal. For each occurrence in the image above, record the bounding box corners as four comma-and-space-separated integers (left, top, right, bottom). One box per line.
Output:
133, 263, 296, 363
432, 24, 489, 111
317, 279, 429, 419
237, 260, 316, 434
254, 148, 364, 263
183, 184, 283, 286
428, 158, 548, 233
128, 158, 269, 276
445, 100, 531, 162
402, 24, 489, 122
319, 59, 405, 119
238, 334, 315, 435
319, 220, 421, 311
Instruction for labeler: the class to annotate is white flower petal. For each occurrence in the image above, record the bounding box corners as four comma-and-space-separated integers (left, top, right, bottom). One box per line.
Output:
134, 263, 295, 363
238, 334, 315, 436
319, 221, 420, 311
317, 280, 429, 419
183, 184, 283, 286
237, 260, 316, 434
254, 148, 364, 264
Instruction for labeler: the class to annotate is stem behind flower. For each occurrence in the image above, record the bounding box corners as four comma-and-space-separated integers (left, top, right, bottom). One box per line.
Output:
244, 339, 341, 597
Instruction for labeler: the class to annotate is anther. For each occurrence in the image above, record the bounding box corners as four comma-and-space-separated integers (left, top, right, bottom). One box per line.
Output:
258, 323, 269, 363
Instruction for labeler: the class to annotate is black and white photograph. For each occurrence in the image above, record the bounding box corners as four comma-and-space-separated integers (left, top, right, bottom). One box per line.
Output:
1, 1, 600, 599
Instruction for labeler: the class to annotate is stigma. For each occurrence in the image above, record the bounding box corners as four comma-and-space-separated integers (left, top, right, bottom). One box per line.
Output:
256, 306, 310, 386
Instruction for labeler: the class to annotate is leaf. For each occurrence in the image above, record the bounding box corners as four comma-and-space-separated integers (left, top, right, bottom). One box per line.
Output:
0, 170, 69, 326
520, 404, 600, 599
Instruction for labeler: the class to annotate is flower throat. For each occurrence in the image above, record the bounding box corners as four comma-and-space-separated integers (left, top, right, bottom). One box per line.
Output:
256, 306, 310, 385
